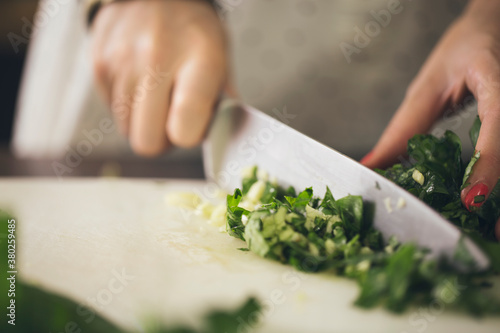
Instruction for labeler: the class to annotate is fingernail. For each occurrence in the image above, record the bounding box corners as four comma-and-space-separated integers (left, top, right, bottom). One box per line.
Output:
464, 183, 489, 211
360, 151, 374, 165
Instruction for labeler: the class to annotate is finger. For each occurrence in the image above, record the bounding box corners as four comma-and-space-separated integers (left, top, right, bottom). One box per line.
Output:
167, 57, 225, 147
90, 7, 120, 104
461, 61, 500, 210
362, 73, 448, 169
110, 72, 136, 136
129, 67, 173, 156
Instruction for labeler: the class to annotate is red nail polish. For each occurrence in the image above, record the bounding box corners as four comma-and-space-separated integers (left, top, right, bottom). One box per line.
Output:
465, 183, 489, 211
360, 151, 374, 165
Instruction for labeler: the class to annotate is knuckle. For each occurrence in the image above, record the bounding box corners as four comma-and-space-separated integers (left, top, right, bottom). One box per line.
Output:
112, 43, 132, 64
140, 34, 164, 65
92, 53, 108, 83
479, 153, 500, 173
476, 36, 500, 59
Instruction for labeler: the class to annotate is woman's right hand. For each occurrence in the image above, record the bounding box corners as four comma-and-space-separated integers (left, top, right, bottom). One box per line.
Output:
91, 0, 230, 156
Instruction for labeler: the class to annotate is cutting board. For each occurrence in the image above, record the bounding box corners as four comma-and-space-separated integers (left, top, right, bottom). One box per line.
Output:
0, 178, 499, 333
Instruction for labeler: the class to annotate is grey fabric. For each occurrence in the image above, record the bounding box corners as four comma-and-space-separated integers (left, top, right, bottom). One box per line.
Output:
226, 0, 472, 158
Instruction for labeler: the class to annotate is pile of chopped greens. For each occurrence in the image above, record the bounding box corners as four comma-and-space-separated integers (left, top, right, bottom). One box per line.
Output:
377, 117, 500, 271
225, 116, 500, 315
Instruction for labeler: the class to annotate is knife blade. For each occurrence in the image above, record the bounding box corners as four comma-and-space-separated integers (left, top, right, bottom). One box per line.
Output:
202, 99, 490, 271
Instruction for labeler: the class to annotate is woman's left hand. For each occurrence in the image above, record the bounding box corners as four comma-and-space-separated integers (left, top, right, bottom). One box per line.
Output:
362, 0, 500, 239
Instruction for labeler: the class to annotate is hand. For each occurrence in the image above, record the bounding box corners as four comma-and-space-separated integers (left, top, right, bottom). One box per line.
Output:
91, 0, 230, 156
361, 0, 500, 239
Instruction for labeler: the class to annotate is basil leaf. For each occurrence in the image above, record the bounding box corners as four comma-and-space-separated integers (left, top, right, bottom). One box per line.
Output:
469, 116, 481, 148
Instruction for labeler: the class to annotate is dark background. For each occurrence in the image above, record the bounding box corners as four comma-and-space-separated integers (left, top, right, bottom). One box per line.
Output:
0, 0, 37, 144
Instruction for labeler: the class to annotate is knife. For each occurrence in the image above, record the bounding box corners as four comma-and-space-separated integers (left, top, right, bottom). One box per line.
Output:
202, 99, 489, 271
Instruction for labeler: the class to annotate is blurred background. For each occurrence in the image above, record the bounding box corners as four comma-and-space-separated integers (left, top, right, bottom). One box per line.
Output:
0, 1, 36, 173
0, 0, 202, 178
0, 0, 475, 179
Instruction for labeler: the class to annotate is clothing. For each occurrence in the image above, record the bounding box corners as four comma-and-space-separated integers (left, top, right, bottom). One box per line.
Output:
12, 0, 474, 161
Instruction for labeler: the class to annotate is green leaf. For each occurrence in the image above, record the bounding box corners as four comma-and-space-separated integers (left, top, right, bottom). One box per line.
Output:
244, 214, 271, 257
478, 179, 500, 230
407, 131, 463, 184
469, 116, 481, 148
290, 187, 313, 212
462, 150, 480, 190
355, 268, 388, 308
226, 189, 248, 241
319, 186, 336, 214
385, 244, 417, 312
205, 298, 261, 333
334, 195, 363, 237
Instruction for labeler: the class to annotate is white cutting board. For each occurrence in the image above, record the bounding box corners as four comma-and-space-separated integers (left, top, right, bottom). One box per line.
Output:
0, 178, 499, 333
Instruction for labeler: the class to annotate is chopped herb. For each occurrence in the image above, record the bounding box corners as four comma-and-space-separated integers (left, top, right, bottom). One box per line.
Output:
225, 117, 500, 316
469, 116, 481, 148
474, 195, 486, 204
462, 150, 480, 189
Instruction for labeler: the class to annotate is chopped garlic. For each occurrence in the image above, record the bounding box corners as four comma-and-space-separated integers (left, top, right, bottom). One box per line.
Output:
165, 192, 201, 209
195, 201, 214, 219
384, 197, 393, 213
360, 247, 373, 255
241, 166, 255, 179
238, 199, 256, 211
215, 189, 228, 199
325, 239, 336, 255
208, 204, 226, 227
291, 232, 303, 242
356, 260, 371, 272
257, 169, 269, 181
412, 170, 425, 185
241, 214, 249, 226
396, 197, 406, 210
326, 215, 342, 235
305, 205, 326, 230
308, 243, 320, 256
333, 226, 344, 237
246, 180, 266, 203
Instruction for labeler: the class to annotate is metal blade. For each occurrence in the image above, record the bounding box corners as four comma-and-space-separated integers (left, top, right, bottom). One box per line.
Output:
202, 99, 489, 271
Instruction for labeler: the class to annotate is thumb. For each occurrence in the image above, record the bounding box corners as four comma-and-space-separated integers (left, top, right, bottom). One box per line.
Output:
460, 107, 500, 212
460, 63, 500, 212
